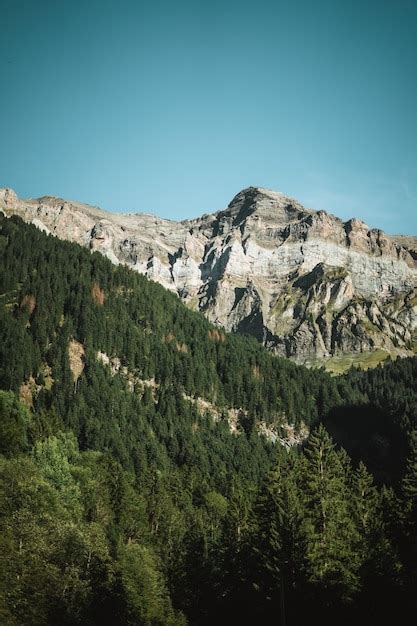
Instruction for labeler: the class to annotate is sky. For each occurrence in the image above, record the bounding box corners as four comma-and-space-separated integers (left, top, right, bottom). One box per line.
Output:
0, 0, 416, 234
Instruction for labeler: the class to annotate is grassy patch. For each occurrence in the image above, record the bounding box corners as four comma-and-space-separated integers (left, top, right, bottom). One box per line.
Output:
270, 291, 296, 317
308, 349, 392, 376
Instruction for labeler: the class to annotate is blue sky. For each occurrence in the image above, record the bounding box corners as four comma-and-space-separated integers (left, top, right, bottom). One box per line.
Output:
0, 0, 416, 233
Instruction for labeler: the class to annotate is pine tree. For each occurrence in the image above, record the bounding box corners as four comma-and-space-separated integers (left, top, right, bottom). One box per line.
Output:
351, 461, 401, 622
300, 425, 360, 606
399, 430, 417, 598
253, 450, 305, 624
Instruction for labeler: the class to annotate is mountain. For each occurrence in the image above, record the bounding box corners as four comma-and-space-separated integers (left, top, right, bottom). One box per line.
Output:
2, 186, 416, 365
2, 211, 417, 626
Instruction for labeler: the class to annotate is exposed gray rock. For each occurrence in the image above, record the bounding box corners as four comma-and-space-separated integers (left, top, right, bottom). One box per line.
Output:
1, 185, 416, 362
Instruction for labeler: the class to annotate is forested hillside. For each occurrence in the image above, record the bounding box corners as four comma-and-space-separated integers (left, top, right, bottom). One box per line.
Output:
1, 213, 417, 625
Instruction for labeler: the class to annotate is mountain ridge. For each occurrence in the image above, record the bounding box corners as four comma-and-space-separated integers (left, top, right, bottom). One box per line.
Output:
2, 185, 416, 364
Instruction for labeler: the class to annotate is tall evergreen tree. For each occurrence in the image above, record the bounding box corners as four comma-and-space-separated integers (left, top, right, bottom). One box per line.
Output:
300, 425, 360, 608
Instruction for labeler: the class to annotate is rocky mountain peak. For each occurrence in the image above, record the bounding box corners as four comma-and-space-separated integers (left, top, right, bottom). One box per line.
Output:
0, 187, 18, 207
1, 185, 416, 366
223, 186, 309, 227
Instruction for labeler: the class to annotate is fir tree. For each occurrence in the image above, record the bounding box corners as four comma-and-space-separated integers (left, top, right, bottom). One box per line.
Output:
300, 425, 360, 606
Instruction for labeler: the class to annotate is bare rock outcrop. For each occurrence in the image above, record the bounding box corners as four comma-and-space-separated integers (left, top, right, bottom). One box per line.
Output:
2, 185, 416, 363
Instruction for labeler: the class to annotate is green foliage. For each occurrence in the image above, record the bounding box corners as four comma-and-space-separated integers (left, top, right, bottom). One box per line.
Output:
1, 214, 417, 625
118, 543, 186, 626
0, 390, 31, 456
300, 426, 360, 601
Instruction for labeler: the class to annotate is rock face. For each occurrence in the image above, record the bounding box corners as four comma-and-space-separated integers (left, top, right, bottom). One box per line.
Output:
2, 186, 416, 362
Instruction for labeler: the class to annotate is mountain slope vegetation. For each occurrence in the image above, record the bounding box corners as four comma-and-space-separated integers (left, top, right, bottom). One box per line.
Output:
1, 213, 417, 625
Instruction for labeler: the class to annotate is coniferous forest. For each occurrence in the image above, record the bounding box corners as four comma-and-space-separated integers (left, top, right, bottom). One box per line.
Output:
1, 213, 417, 625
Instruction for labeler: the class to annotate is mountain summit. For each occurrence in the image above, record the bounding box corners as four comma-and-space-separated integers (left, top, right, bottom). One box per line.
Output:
2, 186, 416, 365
